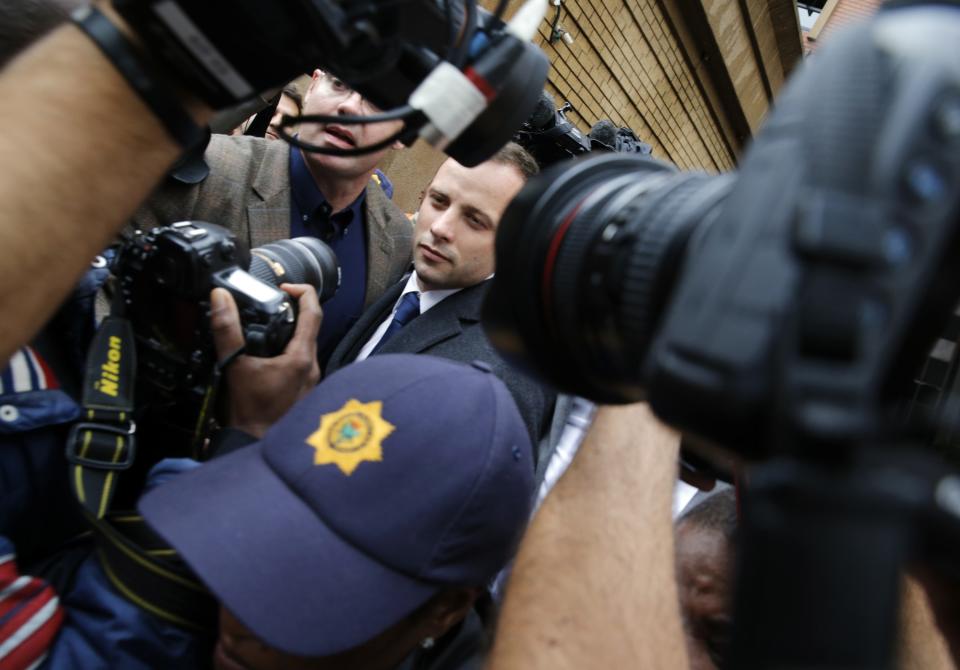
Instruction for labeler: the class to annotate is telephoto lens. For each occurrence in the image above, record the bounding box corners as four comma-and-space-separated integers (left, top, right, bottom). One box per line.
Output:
248, 237, 341, 302
483, 153, 733, 403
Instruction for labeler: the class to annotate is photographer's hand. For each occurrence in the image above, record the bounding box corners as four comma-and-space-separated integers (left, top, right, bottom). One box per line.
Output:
211, 284, 322, 438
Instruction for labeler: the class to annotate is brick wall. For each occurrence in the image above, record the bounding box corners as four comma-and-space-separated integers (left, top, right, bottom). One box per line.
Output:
381, 0, 801, 211
822, 0, 881, 35
806, 0, 881, 53
529, 0, 738, 172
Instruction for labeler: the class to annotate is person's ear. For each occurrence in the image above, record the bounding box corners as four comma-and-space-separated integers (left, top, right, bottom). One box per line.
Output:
420, 587, 483, 640
304, 69, 323, 98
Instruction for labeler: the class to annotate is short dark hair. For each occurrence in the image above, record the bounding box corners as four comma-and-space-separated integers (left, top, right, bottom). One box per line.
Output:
280, 84, 303, 113
490, 141, 539, 181
677, 487, 738, 541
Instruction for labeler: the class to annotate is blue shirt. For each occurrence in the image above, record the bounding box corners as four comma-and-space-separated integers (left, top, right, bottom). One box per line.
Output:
288, 148, 368, 366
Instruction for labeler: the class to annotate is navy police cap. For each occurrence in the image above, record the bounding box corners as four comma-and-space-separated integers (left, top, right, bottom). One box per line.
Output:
139, 354, 534, 657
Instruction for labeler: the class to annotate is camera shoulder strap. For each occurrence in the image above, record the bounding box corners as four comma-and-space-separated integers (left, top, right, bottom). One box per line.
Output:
91, 510, 218, 633
68, 315, 137, 519
68, 315, 217, 633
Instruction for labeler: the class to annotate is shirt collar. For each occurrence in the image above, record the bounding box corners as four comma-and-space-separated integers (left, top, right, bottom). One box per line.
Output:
401, 271, 462, 314
290, 147, 366, 238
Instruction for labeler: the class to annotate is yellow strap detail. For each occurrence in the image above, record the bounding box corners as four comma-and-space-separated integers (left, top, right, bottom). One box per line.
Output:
74, 430, 94, 504
97, 435, 126, 518
79, 430, 93, 457
98, 551, 205, 632
98, 520, 207, 593
74, 466, 86, 504
111, 515, 143, 523
147, 549, 178, 557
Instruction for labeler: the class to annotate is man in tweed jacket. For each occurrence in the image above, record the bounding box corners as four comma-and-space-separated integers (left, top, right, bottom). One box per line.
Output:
133, 69, 413, 365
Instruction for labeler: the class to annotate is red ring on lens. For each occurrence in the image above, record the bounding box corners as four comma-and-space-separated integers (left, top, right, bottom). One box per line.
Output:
542, 197, 587, 334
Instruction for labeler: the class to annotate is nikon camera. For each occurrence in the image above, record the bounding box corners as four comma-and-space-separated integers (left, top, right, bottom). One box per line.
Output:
111, 221, 338, 488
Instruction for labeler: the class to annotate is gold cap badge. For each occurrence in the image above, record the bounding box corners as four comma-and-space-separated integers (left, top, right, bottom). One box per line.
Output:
307, 399, 396, 475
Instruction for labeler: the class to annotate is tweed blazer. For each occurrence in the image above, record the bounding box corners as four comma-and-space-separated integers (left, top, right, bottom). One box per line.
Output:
132, 134, 413, 309
326, 277, 556, 447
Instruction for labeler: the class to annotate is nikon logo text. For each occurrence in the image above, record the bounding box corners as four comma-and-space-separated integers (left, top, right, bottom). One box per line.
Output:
94, 335, 122, 398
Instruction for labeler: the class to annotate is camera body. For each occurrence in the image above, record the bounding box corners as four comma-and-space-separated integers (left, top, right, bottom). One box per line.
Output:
114, 221, 295, 370
110, 221, 339, 482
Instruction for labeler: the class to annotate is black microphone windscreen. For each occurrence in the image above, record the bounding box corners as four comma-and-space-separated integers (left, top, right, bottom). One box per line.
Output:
588, 119, 618, 149
529, 91, 557, 130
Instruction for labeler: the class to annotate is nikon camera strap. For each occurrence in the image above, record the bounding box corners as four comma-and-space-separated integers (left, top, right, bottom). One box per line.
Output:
68, 315, 216, 633
68, 316, 136, 517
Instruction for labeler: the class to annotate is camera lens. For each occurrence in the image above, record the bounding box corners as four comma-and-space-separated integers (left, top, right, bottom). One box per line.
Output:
247, 237, 341, 302
483, 152, 733, 403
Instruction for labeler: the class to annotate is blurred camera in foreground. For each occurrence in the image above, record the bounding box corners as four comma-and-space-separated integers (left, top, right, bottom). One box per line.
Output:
484, 6, 960, 461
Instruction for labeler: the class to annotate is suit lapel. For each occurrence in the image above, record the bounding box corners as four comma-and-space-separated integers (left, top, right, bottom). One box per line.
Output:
247, 142, 293, 249
364, 184, 402, 309
330, 279, 407, 369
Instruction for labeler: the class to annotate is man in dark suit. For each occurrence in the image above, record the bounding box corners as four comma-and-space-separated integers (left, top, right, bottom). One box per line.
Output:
326, 143, 555, 444
133, 69, 413, 364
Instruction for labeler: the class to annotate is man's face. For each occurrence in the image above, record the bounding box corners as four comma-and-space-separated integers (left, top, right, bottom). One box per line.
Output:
298, 69, 403, 179
213, 607, 423, 670
675, 523, 733, 670
413, 158, 526, 292
265, 93, 301, 141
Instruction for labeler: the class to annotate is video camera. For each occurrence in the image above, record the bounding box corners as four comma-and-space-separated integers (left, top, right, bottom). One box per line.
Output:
486, 7, 960, 462
513, 91, 591, 166
484, 4, 960, 667
105, 0, 550, 167
514, 90, 653, 167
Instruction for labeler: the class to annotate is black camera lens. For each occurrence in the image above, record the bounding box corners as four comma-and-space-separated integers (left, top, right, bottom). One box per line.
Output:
483, 152, 733, 403
247, 237, 341, 302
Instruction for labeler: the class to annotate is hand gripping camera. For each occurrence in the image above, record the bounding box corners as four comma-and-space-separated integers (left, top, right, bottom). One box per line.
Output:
116, 221, 337, 358
111, 221, 338, 482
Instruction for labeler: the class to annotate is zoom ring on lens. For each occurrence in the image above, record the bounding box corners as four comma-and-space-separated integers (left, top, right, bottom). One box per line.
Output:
619, 175, 712, 349
248, 251, 286, 286
551, 177, 636, 341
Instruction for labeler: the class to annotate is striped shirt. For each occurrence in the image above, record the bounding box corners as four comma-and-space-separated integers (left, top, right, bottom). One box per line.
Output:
0, 538, 64, 670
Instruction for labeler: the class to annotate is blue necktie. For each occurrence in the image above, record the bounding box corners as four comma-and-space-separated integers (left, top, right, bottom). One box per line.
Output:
371, 292, 420, 354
